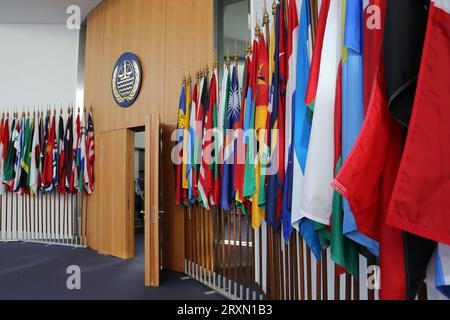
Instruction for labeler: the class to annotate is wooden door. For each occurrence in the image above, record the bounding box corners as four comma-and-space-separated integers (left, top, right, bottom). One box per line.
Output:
98, 129, 134, 259
145, 114, 161, 286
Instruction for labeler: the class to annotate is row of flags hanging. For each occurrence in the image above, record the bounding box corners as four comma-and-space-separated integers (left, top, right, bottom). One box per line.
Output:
174, 0, 450, 300
0, 108, 95, 196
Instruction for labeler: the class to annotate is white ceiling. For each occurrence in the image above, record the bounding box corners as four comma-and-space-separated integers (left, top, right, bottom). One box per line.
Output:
0, 0, 102, 24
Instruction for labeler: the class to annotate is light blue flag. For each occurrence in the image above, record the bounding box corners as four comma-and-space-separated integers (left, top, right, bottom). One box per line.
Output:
436, 244, 450, 299
290, 0, 322, 260
342, 0, 379, 256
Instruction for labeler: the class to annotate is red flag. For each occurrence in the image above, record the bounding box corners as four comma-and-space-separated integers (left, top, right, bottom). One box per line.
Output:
305, 0, 331, 107
42, 114, 55, 188
364, 0, 386, 114
84, 112, 95, 194
387, 1, 450, 246
332, 59, 406, 300
275, 0, 287, 221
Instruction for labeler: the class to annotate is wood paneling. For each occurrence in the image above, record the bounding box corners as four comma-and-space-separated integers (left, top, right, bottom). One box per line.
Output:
162, 123, 185, 272
98, 129, 134, 259
84, 0, 213, 276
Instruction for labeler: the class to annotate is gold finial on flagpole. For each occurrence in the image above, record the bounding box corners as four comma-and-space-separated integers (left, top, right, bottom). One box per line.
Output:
255, 19, 261, 40
272, 0, 277, 16
263, 2, 270, 26
214, 54, 219, 70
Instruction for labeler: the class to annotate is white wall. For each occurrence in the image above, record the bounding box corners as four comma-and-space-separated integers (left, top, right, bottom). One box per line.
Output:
0, 24, 80, 109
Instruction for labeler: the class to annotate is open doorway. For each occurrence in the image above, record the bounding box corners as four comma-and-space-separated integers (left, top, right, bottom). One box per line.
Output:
134, 130, 146, 260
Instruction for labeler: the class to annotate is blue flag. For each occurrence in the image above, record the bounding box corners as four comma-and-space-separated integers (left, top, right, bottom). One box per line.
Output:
221, 66, 240, 213
342, 0, 379, 256
265, 3, 281, 229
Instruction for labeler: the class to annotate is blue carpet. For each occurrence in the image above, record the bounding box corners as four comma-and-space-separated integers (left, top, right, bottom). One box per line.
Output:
0, 234, 225, 300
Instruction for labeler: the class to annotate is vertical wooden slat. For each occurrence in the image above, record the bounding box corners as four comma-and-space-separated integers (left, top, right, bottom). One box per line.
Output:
284, 242, 289, 300
334, 264, 341, 300
238, 210, 243, 293
227, 210, 231, 289
299, 237, 305, 300
259, 227, 263, 298
353, 275, 360, 300
345, 273, 352, 300
233, 207, 237, 294
317, 259, 322, 300
418, 282, 428, 300
246, 214, 250, 295
322, 250, 328, 300
306, 247, 312, 300
222, 209, 226, 286
266, 226, 272, 299
289, 238, 295, 300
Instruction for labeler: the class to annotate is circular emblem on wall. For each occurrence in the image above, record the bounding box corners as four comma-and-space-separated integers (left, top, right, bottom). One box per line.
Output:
111, 52, 142, 108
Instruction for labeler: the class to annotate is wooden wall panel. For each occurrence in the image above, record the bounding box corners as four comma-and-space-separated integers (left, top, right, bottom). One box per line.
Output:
161, 123, 185, 272
84, 0, 214, 272
164, 0, 214, 122
85, 5, 105, 252
98, 129, 134, 259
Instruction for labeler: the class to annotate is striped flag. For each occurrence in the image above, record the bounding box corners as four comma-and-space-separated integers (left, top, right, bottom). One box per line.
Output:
300, 0, 343, 226
29, 114, 40, 195
175, 84, 186, 205
84, 112, 95, 195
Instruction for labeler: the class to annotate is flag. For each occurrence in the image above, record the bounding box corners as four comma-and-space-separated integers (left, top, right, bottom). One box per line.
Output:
266, 1, 287, 229
13, 115, 24, 192
203, 68, 219, 206
250, 33, 270, 229
332, 58, 407, 299
84, 112, 95, 194
242, 37, 258, 215
57, 113, 66, 194
216, 66, 230, 209
182, 79, 192, 205
0, 115, 5, 194
300, 0, 343, 226
341, 0, 379, 256
236, 48, 251, 210
42, 114, 55, 192
53, 113, 59, 189
29, 114, 40, 195
305, 0, 331, 109
210, 67, 221, 207
71, 113, 81, 193
182, 79, 191, 191
17, 114, 32, 194
288, 0, 322, 259
194, 75, 207, 205
175, 84, 186, 204
64, 112, 74, 193
387, 0, 450, 297
187, 78, 198, 204
78, 119, 86, 193
221, 65, 240, 213
382, 0, 433, 300
197, 74, 210, 208
4, 117, 19, 191
281, 0, 299, 242
363, 0, 385, 113
435, 244, 450, 298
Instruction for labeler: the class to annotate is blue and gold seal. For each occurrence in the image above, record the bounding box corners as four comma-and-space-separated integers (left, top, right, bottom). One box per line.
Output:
112, 52, 142, 108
